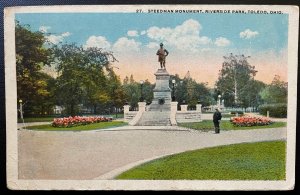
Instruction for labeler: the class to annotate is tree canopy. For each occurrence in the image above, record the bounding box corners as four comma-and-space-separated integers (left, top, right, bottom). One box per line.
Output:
215, 53, 258, 107
52, 44, 120, 116
16, 22, 287, 117
260, 75, 287, 104
16, 21, 54, 115
170, 74, 211, 108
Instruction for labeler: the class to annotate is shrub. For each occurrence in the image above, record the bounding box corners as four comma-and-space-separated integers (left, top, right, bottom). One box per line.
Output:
230, 111, 244, 115
231, 116, 273, 127
258, 103, 287, 118
52, 116, 112, 128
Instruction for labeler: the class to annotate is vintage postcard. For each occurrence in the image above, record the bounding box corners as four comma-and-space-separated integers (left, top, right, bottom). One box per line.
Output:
5, 5, 298, 190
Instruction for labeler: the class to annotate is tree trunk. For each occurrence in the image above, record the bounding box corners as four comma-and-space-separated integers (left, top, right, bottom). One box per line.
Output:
234, 77, 238, 105
93, 104, 97, 114
70, 104, 74, 116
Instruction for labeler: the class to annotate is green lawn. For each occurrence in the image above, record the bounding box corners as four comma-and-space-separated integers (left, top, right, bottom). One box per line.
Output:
18, 114, 125, 123
178, 120, 286, 131
26, 121, 127, 131
221, 114, 244, 118
18, 117, 54, 123
116, 141, 286, 180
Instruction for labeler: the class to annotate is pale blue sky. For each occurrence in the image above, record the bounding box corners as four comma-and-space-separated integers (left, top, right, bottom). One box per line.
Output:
16, 13, 288, 52
15, 13, 289, 85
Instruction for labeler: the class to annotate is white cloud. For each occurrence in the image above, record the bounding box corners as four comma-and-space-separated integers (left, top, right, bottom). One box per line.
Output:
240, 29, 259, 39
46, 35, 62, 44
45, 32, 71, 44
113, 37, 141, 52
146, 42, 159, 49
201, 48, 212, 52
140, 30, 146, 35
146, 19, 211, 53
214, 37, 230, 47
199, 36, 212, 45
127, 30, 139, 37
147, 26, 173, 41
84, 35, 111, 49
39, 26, 50, 33
61, 32, 71, 37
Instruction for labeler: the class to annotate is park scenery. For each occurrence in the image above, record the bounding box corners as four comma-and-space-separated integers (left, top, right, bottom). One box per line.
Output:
16, 12, 288, 181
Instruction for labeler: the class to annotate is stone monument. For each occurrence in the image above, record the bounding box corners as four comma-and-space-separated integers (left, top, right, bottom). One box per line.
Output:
135, 68, 172, 126
148, 69, 172, 111
134, 44, 172, 125
126, 43, 202, 126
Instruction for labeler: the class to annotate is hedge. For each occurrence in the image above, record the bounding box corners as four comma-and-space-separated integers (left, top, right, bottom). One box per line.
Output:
258, 103, 287, 118
230, 111, 244, 115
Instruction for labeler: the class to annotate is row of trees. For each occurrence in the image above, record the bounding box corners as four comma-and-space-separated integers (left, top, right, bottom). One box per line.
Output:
16, 22, 125, 116
16, 22, 55, 116
215, 53, 287, 109
16, 22, 213, 116
16, 22, 287, 117
122, 74, 212, 110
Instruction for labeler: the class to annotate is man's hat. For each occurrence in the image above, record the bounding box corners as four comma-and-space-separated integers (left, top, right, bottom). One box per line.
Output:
160, 43, 163, 46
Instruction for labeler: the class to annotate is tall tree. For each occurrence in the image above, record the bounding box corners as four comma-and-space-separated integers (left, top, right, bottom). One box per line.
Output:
122, 75, 141, 109
15, 21, 53, 116
123, 83, 139, 109
129, 74, 135, 84
123, 76, 129, 85
170, 74, 211, 107
142, 79, 154, 105
53, 44, 117, 116
239, 79, 266, 109
107, 70, 126, 114
215, 53, 258, 107
260, 75, 287, 104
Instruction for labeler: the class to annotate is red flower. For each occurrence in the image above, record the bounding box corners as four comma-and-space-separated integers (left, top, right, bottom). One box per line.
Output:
231, 116, 272, 127
52, 115, 113, 128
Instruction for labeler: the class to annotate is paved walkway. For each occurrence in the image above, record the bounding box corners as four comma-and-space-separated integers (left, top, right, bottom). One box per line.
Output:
18, 126, 286, 180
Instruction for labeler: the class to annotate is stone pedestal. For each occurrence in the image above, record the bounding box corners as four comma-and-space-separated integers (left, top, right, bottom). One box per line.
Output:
170, 102, 178, 126
133, 69, 172, 126
196, 104, 202, 113
152, 69, 172, 105
171, 102, 178, 112
123, 105, 130, 113
138, 102, 146, 111
181, 105, 188, 112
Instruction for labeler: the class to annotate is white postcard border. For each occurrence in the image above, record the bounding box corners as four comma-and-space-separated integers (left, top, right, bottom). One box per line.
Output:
5, 5, 299, 190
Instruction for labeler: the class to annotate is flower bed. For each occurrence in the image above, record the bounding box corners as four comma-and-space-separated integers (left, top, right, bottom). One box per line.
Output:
52, 116, 113, 128
230, 116, 273, 127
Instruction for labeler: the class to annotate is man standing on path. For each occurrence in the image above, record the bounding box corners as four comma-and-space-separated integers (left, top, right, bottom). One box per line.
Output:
213, 108, 222, 134
156, 43, 169, 69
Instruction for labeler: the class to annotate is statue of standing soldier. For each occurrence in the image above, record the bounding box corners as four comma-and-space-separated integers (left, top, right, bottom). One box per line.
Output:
156, 43, 169, 69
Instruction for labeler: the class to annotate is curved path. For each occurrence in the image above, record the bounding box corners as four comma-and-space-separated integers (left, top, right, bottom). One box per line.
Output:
18, 126, 286, 180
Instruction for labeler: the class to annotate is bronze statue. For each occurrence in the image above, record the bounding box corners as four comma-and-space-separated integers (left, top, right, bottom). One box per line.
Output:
156, 43, 169, 69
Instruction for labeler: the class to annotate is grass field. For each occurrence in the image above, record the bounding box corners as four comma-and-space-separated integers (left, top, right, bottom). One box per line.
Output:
178, 120, 286, 131
116, 141, 286, 180
18, 114, 124, 123
26, 121, 127, 131
221, 114, 244, 118
18, 117, 54, 123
